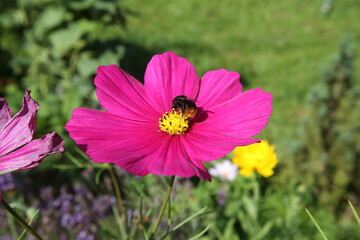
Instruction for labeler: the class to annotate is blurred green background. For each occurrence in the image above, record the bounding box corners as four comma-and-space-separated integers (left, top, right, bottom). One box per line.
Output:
1, 0, 360, 239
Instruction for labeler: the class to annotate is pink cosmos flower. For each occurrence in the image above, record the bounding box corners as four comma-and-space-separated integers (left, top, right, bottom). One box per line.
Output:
0, 91, 65, 174
65, 52, 272, 181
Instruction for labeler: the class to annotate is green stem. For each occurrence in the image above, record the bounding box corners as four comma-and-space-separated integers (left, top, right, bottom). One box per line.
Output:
149, 175, 176, 240
253, 175, 260, 202
0, 199, 43, 240
109, 165, 127, 220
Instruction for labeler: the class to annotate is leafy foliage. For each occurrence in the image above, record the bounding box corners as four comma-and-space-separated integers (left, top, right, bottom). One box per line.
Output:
0, 0, 126, 135
289, 38, 360, 214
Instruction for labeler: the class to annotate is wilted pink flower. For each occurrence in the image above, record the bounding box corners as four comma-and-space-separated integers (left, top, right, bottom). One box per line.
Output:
66, 52, 272, 181
0, 91, 65, 174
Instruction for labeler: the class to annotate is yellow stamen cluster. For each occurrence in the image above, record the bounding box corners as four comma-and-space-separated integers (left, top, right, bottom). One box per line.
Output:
159, 109, 190, 135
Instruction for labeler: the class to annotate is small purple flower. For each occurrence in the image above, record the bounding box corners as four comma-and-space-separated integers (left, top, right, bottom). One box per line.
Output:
76, 230, 95, 240
61, 213, 73, 228
217, 188, 228, 206
93, 195, 116, 216
40, 186, 54, 201
29, 182, 116, 238
0, 90, 65, 174
0, 234, 12, 240
0, 173, 14, 192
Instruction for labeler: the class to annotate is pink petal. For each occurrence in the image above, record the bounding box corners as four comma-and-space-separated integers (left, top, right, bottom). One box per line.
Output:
180, 88, 271, 162
0, 91, 39, 156
182, 130, 259, 162
196, 88, 272, 138
197, 69, 242, 110
0, 132, 65, 172
0, 98, 12, 130
65, 108, 161, 166
139, 136, 211, 181
95, 65, 159, 120
144, 52, 200, 112
66, 108, 211, 180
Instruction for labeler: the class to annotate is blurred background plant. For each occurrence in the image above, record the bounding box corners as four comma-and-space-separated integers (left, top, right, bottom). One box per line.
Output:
1, 0, 360, 239
285, 38, 360, 216
0, 0, 126, 135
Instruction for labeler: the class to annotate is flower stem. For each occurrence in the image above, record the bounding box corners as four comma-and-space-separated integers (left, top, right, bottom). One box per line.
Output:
0, 199, 43, 240
149, 175, 176, 240
109, 165, 127, 220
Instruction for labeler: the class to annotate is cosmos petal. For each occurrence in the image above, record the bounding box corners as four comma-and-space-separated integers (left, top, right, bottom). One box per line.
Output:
144, 51, 200, 112
66, 52, 273, 180
95, 65, 158, 120
0, 91, 39, 156
183, 130, 259, 162
0, 98, 12, 130
197, 69, 242, 110
143, 136, 211, 180
197, 88, 272, 138
0, 132, 65, 172
66, 108, 211, 180
65, 108, 162, 170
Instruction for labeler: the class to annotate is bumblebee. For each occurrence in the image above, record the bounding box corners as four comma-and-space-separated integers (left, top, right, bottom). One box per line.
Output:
172, 95, 197, 118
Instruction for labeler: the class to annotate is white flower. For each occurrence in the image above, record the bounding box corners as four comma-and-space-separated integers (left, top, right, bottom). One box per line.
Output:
209, 160, 238, 181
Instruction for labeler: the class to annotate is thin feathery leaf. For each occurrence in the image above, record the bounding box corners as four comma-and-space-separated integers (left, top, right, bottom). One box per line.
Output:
112, 205, 128, 240
160, 207, 210, 239
17, 209, 40, 240
305, 208, 328, 240
348, 200, 360, 227
65, 152, 83, 167
188, 224, 211, 240
173, 207, 209, 231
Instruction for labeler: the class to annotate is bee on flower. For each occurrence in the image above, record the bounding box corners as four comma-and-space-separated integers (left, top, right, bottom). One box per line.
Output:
66, 52, 272, 181
232, 140, 278, 178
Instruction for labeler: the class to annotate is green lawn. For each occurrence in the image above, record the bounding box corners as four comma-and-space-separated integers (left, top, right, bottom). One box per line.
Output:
118, 0, 360, 147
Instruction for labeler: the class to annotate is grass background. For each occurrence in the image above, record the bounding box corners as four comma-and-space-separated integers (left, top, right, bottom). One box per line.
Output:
117, 0, 360, 147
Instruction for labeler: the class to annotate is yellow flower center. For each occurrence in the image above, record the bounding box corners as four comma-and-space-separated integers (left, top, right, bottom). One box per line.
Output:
221, 172, 228, 178
159, 109, 190, 135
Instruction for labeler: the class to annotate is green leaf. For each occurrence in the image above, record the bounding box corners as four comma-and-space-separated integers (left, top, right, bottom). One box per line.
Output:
159, 207, 210, 240
305, 209, 328, 240
49, 23, 85, 57
348, 200, 360, 227
112, 205, 128, 240
223, 218, 238, 239
0, 169, 19, 175
17, 209, 40, 240
188, 224, 211, 240
68, 0, 95, 10
61, 87, 84, 117
0, 9, 26, 28
172, 207, 209, 231
77, 57, 98, 78
97, 48, 125, 66
34, 6, 66, 38
65, 152, 84, 167
254, 221, 273, 240
95, 168, 107, 185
